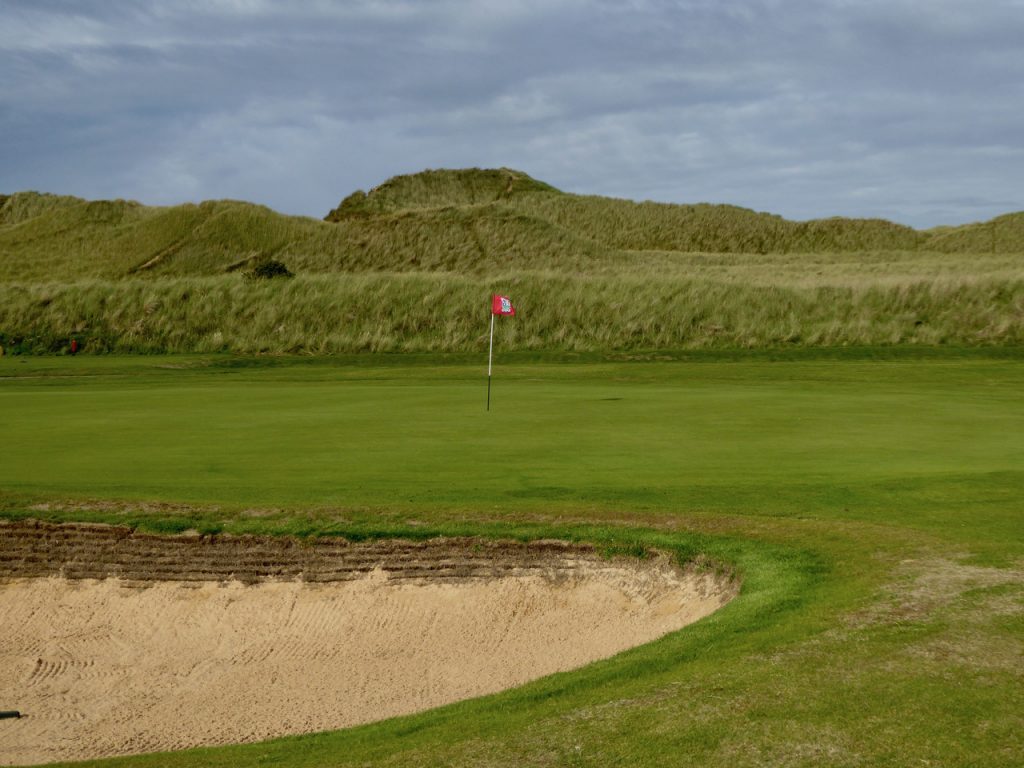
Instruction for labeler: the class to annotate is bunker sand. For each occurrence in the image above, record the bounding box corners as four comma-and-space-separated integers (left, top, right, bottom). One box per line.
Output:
0, 521, 735, 765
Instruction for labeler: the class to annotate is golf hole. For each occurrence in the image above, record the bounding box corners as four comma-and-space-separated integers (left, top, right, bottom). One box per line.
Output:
0, 520, 736, 764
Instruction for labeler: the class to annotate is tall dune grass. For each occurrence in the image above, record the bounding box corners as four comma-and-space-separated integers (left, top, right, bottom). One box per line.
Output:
3, 173, 1022, 283
510, 193, 929, 253
0, 194, 611, 281
2, 273, 1020, 355
325, 167, 556, 218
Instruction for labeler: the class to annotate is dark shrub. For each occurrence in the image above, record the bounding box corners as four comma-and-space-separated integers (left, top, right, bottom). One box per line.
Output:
245, 259, 294, 280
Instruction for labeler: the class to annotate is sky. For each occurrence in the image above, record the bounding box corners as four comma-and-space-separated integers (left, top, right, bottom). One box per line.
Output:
1, 0, 1022, 228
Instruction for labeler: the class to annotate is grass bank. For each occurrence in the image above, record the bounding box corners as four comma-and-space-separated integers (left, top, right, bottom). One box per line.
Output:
2, 272, 1022, 355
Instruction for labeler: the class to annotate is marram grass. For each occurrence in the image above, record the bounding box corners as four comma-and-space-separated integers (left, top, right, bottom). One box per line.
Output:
3, 168, 1024, 283
1, 273, 1021, 355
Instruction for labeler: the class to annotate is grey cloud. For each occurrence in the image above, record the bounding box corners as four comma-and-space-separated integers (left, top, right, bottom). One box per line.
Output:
1, 0, 1021, 227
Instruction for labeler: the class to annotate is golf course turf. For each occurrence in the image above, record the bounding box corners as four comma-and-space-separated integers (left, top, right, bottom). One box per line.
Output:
1, 349, 1021, 766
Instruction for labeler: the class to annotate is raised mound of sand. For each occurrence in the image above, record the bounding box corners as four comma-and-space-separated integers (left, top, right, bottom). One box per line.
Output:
0, 520, 735, 765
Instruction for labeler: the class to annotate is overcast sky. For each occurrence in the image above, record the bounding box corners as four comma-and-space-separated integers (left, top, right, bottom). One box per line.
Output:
2, 1, 1022, 228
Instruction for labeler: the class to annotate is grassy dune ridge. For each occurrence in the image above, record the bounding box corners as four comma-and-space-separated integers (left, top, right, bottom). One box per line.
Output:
1, 167, 1022, 353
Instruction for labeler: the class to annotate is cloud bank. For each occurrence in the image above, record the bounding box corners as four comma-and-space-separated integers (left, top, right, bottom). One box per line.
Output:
2, 0, 1022, 227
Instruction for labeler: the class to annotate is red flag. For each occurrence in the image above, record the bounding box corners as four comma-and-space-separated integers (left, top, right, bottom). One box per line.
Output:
491, 294, 516, 316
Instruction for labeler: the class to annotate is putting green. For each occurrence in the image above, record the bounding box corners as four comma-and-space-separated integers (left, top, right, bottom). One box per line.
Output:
1, 354, 1021, 549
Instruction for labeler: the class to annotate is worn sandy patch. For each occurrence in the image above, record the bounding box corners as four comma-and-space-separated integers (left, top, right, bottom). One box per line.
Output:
0, 523, 734, 765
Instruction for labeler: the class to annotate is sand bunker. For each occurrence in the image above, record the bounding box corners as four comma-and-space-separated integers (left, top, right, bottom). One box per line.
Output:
0, 520, 735, 765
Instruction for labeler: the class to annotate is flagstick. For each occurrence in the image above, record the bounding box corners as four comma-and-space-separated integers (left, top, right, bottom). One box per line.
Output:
487, 312, 495, 411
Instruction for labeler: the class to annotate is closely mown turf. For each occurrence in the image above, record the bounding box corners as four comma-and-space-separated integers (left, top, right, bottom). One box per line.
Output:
1, 350, 1021, 767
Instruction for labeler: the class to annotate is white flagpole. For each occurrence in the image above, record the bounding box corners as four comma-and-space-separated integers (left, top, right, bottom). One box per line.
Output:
487, 312, 495, 411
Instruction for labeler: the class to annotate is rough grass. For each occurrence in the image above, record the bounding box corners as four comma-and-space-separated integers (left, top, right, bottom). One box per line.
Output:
0, 195, 610, 281
510, 193, 928, 253
926, 211, 1024, 253
324, 166, 558, 218
3, 168, 1023, 283
1, 272, 1021, 354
